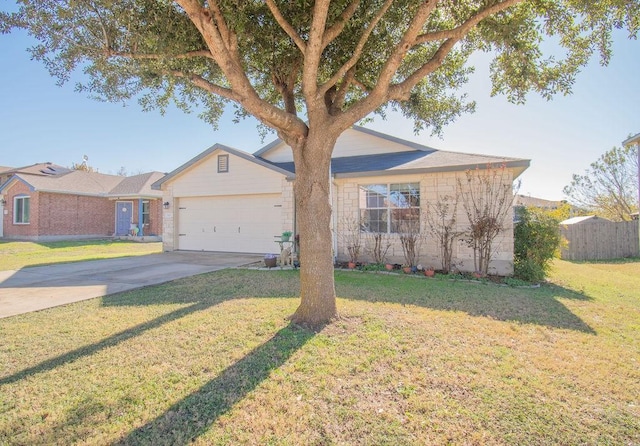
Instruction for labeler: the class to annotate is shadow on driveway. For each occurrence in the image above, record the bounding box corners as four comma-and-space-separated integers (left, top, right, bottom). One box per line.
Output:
0, 252, 261, 318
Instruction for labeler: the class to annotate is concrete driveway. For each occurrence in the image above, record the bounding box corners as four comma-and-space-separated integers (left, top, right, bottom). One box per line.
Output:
0, 251, 261, 319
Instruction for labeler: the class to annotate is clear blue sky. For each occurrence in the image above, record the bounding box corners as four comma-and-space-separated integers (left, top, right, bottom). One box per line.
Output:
0, 16, 638, 201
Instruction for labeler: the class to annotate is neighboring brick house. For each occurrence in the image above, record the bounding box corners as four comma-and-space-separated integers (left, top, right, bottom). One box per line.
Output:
0, 164, 164, 241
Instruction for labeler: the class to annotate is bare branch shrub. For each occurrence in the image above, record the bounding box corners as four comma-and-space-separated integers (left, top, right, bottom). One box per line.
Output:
398, 209, 423, 267
458, 164, 519, 275
426, 194, 464, 273
338, 215, 362, 264
364, 232, 391, 265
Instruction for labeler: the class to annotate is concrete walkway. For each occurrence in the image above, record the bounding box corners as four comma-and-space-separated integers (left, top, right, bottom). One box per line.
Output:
0, 252, 261, 318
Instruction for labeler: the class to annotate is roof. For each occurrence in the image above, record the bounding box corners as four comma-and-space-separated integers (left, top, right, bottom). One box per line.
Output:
0, 166, 13, 173
514, 195, 564, 209
0, 162, 72, 177
561, 215, 611, 225
265, 149, 529, 178
152, 143, 295, 189
622, 132, 640, 147
0, 170, 164, 198
253, 124, 436, 158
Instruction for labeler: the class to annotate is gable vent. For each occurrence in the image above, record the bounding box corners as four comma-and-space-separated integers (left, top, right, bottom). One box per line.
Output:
217, 154, 229, 173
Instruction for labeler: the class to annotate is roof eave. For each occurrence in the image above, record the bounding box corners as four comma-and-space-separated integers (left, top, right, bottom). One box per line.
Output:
622, 132, 640, 147
333, 159, 530, 179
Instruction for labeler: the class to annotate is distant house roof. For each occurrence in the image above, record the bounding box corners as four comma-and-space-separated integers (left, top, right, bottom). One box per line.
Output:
0, 162, 72, 177
560, 215, 611, 225
0, 166, 13, 173
0, 170, 164, 198
622, 132, 640, 147
266, 149, 529, 178
514, 195, 563, 209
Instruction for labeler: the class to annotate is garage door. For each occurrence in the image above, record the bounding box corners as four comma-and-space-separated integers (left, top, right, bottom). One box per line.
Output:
177, 194, 284, 254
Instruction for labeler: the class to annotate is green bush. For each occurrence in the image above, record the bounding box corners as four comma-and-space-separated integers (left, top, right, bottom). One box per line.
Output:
514, 206, 564, 282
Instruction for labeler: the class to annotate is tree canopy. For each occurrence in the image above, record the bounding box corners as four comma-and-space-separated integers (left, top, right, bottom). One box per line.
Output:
2, 0, 638, 326
563, 144, 639, 221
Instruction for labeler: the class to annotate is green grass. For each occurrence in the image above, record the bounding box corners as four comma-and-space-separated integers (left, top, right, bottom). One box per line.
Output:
0, 240, 162, 271
0, 259, 638, 445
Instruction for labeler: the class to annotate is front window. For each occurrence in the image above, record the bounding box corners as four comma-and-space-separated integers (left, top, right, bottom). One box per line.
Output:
14, 196, 30, 224
142, 200, 150, 225
359, 183, 420, 233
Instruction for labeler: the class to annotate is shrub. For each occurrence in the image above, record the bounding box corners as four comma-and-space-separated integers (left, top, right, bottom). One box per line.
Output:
514, 206, 564, 282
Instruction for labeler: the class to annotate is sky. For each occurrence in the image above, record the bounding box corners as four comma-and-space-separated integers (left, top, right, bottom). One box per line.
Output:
0, 14, 638, 201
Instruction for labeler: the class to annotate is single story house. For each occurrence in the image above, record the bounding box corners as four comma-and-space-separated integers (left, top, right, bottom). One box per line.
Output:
0, 163, 165, 241
153, 126, 529, 275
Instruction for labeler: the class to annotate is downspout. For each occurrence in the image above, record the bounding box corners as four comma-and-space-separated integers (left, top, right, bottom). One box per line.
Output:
138, 198, 144, 236
331, 164, 338, 264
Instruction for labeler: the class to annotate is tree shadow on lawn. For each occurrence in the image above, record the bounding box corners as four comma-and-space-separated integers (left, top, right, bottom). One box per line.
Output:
114, 323, 314, 446
334, 272, 596, 334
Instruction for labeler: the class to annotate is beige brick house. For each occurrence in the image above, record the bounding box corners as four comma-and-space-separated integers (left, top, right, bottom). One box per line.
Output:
153, 126, 529, 275
0, 164, 164, 241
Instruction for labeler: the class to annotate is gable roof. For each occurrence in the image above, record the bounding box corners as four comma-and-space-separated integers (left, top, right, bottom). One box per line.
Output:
622, 132, 640, 147
265, 149, 529, 178
152, 143, 294, 189
0, 166, 13, 173
253, 125, 436, 158
0, 170, 164, 198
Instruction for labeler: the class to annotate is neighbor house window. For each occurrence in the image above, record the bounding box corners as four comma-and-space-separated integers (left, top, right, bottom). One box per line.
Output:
359, 183, 420, 233
218, 154, 229, 173
142, 200, 150, 225
14, 196, 30, 224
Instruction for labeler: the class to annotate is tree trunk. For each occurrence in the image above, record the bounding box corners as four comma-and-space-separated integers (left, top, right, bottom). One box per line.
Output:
289, 128, 338, 328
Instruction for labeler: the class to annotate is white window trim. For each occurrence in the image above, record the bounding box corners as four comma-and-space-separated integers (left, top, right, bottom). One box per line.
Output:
359, 182, 421, 234
13, 195, 31, 225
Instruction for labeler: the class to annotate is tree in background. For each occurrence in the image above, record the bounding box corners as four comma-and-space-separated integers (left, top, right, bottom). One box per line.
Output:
71, 155, 95, 172
563, 145, 639, 222
2, 1, 638, 326
514, 206, 565, 282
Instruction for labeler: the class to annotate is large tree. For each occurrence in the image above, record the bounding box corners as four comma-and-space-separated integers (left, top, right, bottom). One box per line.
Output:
563, 145, 639, 221
2, 0, 637, 326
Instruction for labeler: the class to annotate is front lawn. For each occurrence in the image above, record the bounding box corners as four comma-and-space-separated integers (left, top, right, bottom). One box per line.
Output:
0, 259, 638, 445
0, 240, 162, 271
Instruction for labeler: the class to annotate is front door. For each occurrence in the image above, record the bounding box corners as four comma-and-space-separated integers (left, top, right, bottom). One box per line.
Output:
115, 201, 133, 236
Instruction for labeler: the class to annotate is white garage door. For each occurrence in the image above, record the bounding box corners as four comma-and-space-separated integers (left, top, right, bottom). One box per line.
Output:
177, 194, 283, 254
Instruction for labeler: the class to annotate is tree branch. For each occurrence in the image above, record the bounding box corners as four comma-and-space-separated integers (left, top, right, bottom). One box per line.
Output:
168, 70, 241, 102
207, 0, 236, 52
318, 0, 393, 98
265, 0, 306, 54
321, 0, 361, 50
302, 0, 331, 101
107, 49, 214, 60
414, 0, 523, 45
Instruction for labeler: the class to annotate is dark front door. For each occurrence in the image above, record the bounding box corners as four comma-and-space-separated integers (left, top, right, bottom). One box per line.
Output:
116, 202, 133, 236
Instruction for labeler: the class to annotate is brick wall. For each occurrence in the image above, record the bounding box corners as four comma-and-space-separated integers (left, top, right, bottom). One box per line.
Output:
37, 192, 114, 236
2, 181, 40, 238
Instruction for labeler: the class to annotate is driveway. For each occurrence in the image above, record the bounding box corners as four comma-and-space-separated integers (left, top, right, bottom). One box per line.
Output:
0, 251, 261, 319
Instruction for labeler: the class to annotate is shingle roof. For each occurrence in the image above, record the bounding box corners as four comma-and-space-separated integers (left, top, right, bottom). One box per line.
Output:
109, 172, 165, 197
1, 170, 164, 198
1, 162, 72, 176
0, 166, 13, 173
265, 149, 529, 178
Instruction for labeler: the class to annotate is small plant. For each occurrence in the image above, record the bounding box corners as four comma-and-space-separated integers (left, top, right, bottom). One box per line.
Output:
364, 232, 391, 264
426, 193, 464, 273
339, 215, 362, 264
398, 212, 422, 267
281, 231, 293, 241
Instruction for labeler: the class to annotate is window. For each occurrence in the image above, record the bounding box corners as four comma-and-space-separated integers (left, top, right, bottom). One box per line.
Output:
359, 183, 420, 233
217, 154, 229, 173
14, 196, 30, 224
142, 200, 150, 225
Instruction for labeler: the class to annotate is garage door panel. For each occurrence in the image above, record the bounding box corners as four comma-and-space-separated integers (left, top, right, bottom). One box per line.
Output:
177, 195, 283, 253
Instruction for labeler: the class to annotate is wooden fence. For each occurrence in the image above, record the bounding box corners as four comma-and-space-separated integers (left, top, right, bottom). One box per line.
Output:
560, 220, 639, 261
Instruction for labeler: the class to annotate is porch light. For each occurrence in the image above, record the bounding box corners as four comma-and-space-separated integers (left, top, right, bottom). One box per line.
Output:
0, 198, 5, 206
163, 201, 170, 209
